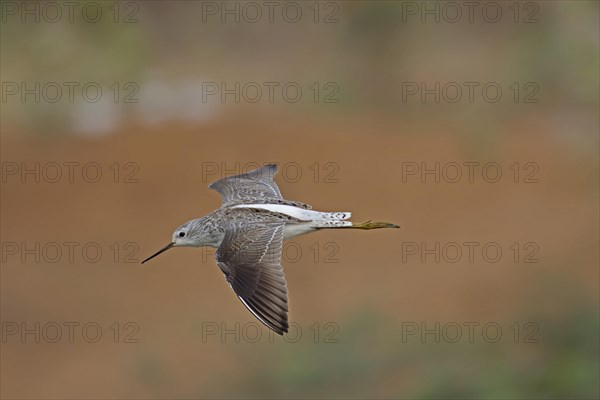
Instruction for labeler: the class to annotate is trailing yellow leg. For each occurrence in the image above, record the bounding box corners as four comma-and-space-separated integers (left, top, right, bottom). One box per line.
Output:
350, 220, 400, 230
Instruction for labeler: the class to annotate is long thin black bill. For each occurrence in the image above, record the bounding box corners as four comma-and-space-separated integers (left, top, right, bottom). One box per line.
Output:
141, 242, 174, 264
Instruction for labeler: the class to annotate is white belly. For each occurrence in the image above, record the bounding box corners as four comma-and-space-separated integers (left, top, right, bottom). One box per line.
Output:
283, 222, 316, 239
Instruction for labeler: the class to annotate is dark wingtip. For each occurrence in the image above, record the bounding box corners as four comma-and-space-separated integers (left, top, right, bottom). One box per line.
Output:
275, 325, 288, 336
264, 163, 278, 176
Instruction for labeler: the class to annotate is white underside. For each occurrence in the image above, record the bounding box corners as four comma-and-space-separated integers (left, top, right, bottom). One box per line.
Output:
282, 222, 317, 239
232, 203, 352, 239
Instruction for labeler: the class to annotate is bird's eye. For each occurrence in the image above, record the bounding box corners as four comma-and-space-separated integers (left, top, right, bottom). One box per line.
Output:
179, 232, 185, 237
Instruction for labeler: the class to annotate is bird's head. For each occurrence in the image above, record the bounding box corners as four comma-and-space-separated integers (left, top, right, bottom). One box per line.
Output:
171, 220, 201, 247
142, 218, 208, 264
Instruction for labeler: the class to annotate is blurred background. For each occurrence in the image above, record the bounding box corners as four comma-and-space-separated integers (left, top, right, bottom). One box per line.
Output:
1, 1, 598, 398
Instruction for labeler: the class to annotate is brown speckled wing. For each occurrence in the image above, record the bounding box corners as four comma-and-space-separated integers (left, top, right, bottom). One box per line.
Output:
216, 221, 289, 335
208, 164, 282, 205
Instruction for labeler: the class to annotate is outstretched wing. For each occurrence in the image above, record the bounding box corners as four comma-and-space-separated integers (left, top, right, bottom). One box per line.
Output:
216, 220, 289, 335
209, 164, 282, 206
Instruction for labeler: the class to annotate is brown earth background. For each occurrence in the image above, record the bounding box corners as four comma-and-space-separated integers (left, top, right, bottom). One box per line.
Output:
1, 1, 599, 399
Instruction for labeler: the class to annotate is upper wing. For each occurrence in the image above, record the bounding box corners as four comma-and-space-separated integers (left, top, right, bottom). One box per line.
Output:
209, 164, 282, 206
215, 220, 289, 335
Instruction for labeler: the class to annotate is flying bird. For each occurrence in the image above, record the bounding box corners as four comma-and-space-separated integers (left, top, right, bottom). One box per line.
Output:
142, 164, 398, 335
